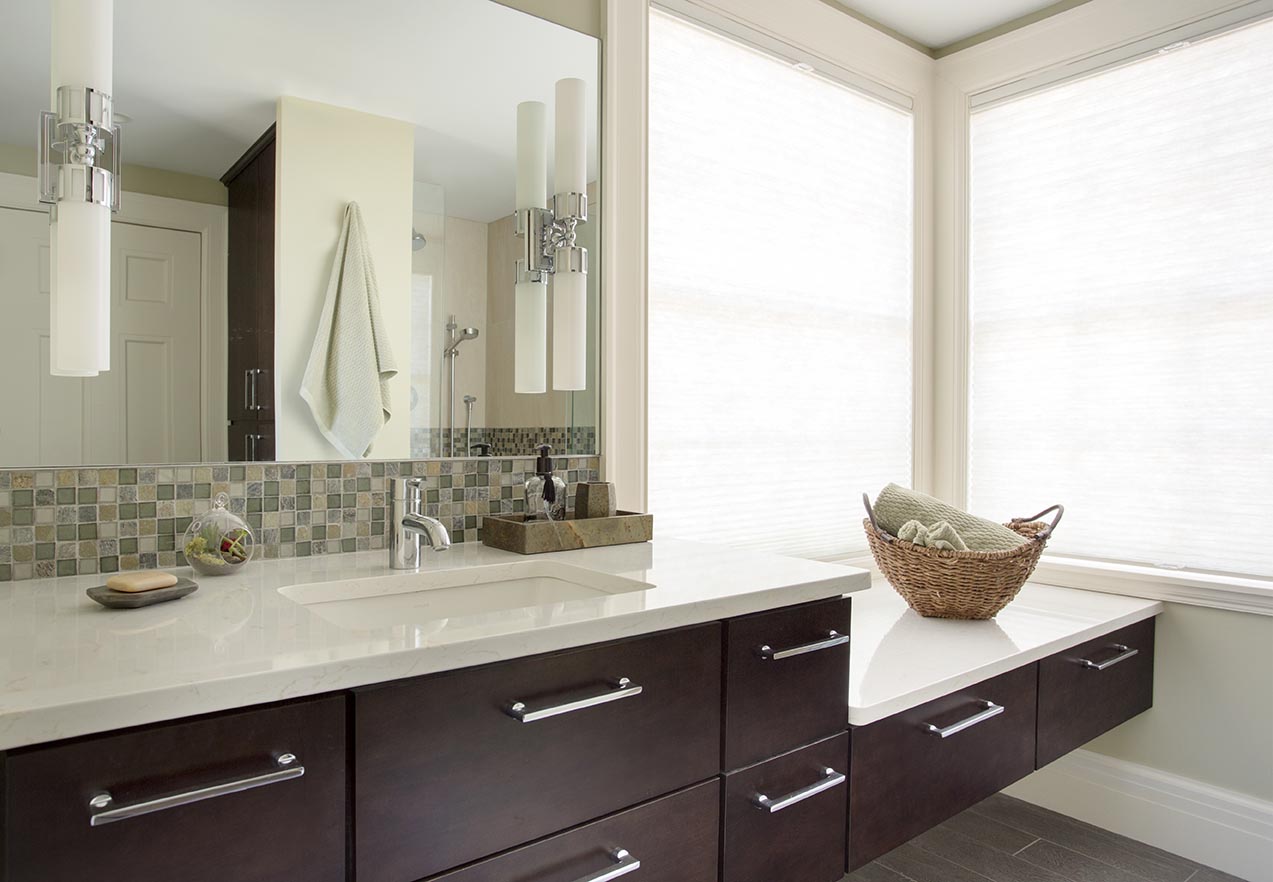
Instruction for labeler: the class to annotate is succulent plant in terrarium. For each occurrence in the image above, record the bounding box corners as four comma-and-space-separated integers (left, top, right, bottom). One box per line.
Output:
182, 493, 255, 576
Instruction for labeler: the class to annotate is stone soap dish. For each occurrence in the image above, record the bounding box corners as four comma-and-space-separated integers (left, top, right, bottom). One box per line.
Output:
481, 511, 653, 555
87, 578, 199, 609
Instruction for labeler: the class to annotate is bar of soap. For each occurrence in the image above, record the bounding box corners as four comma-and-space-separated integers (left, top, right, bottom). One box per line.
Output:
105, 571, 179, 593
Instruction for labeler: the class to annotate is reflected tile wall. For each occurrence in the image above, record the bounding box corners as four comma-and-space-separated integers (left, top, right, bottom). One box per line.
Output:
410, 426, 598, 459
0, 456, 600, 582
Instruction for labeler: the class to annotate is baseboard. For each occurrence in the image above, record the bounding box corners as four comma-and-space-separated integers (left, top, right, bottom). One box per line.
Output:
1005, 749, 1273, 882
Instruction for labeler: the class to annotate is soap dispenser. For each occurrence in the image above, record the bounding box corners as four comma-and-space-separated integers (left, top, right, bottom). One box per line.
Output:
525, 444, 567, 521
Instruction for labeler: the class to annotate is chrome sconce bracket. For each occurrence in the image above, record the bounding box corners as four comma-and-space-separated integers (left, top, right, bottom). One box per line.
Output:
513, 191, 589, 285
38, 86, 121, 212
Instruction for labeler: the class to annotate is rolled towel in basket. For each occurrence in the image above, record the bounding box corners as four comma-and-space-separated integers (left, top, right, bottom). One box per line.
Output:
898, 519, 968, 551
873, 484, 1027, 552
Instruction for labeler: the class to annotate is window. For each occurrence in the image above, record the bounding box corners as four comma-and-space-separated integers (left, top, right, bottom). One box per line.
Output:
968, 17, 1273, 578
647, 7, 915, 559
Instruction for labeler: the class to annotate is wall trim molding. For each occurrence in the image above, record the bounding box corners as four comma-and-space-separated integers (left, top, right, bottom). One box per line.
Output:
1006, 748, 1273, 882
600, 0, 650, 512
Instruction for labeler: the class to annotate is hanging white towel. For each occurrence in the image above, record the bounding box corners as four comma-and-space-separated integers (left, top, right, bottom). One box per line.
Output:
300, 202, 397, 458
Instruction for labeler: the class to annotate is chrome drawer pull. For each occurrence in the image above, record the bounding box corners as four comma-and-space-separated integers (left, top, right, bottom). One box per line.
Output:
752, 766, 846, 813
923, 700, 1004, 738
569, 848, 641, 882
87, 753, 304, 827
1079, 644, 1139, 671
758, 630, 850, 660
505, 677, 643, 723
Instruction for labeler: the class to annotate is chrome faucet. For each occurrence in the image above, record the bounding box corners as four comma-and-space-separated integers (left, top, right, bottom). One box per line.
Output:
390, 477, 451, 569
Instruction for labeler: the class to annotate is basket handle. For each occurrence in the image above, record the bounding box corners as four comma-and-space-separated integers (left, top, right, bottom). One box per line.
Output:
866, 494, 1064, 544
1010, 504, 1064, 541
862, 493, 895, 543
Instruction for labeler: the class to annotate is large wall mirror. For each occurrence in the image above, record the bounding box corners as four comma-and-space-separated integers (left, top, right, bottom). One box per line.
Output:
0, 0, 600, 466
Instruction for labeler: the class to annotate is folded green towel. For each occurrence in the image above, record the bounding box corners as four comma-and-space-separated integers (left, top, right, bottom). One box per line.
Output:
898, 519, 969, 551
873, 483, 1026, 552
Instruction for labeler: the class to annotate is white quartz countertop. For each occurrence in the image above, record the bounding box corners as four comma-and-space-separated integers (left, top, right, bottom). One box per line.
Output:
0, 539, 868, 751
848, 575, 1163, 725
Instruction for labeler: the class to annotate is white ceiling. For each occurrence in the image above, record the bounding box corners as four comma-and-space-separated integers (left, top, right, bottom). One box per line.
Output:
834, 0, 1067, 49
0, 0, 599, 222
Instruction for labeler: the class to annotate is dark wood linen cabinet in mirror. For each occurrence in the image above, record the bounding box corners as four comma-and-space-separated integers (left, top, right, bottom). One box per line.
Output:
222, 126, 276, 461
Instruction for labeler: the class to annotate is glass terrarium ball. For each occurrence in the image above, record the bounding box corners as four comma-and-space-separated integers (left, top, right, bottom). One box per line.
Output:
182, 492, 255, 576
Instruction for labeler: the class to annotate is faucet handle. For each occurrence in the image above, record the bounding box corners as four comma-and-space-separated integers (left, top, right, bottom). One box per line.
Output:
392, 476, 425, 505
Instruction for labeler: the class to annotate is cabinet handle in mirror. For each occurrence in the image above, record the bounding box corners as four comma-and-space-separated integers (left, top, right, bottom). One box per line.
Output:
752, 767, 846, 813
757, 630, 849, 660
1079, 643, 1138, 671
923, 700, 1004, 738
567, 848, 641, 882
87, 753, 304, 827
505, 677, 642, 723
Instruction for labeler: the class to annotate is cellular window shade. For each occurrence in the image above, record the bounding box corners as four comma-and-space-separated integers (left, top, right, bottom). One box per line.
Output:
968, 18, 1273, 578
647, 9, 914, 559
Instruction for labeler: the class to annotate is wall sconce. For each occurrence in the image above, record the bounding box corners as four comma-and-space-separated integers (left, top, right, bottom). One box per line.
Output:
38, 0, 118, 377
513, 78, 589, 393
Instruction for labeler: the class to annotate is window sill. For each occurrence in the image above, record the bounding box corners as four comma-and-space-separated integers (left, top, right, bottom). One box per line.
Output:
822, 553, 1272, 616
1029, 557, 1272, 616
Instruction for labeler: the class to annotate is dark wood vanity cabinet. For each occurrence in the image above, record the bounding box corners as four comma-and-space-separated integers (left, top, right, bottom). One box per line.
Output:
846, 615, 1158, 872
847, 665, 1038, 870
222, 126, 277, 461
429, 780, 722, 882
723, 733, 850, 882
353, 623, 724, 882
0, 695, 345, 882
1037, 618, 1155, 767
723, 597, 851, 771
0, 599, 855, 882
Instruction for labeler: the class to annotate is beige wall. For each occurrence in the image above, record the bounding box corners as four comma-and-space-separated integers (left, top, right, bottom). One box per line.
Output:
492, 0, 601, 37
0, 143, 227, 206
274, 97, 414, 460
1083, 602, 1273, 801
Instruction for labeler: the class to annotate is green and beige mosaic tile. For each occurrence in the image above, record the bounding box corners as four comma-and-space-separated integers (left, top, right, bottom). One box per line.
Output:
0, 456, 600, 582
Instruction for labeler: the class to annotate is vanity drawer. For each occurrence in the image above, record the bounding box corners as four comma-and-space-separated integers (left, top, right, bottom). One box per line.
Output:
354, 623, 722, 882
721, 732, 849, 882
847, 664, 1036, 871
1037, 617, 1155, 767
428, 780, 720, 882
1, 695, 345, 882
723, 596, 851, 770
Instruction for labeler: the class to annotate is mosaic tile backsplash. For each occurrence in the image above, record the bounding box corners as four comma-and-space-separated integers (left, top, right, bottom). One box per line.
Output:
0, 456, 601, 582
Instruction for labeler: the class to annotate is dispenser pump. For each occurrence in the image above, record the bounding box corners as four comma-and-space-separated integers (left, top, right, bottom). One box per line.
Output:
525, 444, 567, 520
535, 445, 556, 504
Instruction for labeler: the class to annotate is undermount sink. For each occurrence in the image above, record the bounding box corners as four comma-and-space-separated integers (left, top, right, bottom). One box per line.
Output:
278, 561, 653, 633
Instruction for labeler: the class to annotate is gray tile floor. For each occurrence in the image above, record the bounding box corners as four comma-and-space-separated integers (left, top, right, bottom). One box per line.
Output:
844, 794, 1249, 882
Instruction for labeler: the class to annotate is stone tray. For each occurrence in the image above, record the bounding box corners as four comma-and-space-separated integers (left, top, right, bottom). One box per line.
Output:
480, 511, 654, 555
87, 578, 199, 609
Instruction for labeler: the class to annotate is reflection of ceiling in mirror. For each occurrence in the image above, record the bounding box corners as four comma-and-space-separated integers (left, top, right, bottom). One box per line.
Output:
0, 0, 599, 222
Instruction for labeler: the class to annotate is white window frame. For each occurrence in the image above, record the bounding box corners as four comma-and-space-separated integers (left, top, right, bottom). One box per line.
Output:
608, 0, 938, 545
933, 0, 1273, 614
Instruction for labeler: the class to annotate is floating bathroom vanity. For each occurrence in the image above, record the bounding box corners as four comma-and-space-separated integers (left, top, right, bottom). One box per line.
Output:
0, 541, 1160, 882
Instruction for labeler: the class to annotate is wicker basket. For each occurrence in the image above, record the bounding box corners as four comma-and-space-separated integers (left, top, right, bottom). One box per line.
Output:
862, 494, 1064, 620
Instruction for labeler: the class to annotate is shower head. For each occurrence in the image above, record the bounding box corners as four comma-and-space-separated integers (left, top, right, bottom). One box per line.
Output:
443, 326, 480, 356
411, 229, 427, 251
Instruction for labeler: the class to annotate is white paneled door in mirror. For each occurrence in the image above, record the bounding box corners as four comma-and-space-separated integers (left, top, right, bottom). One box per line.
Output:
0, 210, 202, 466
647, 8, 915, 559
